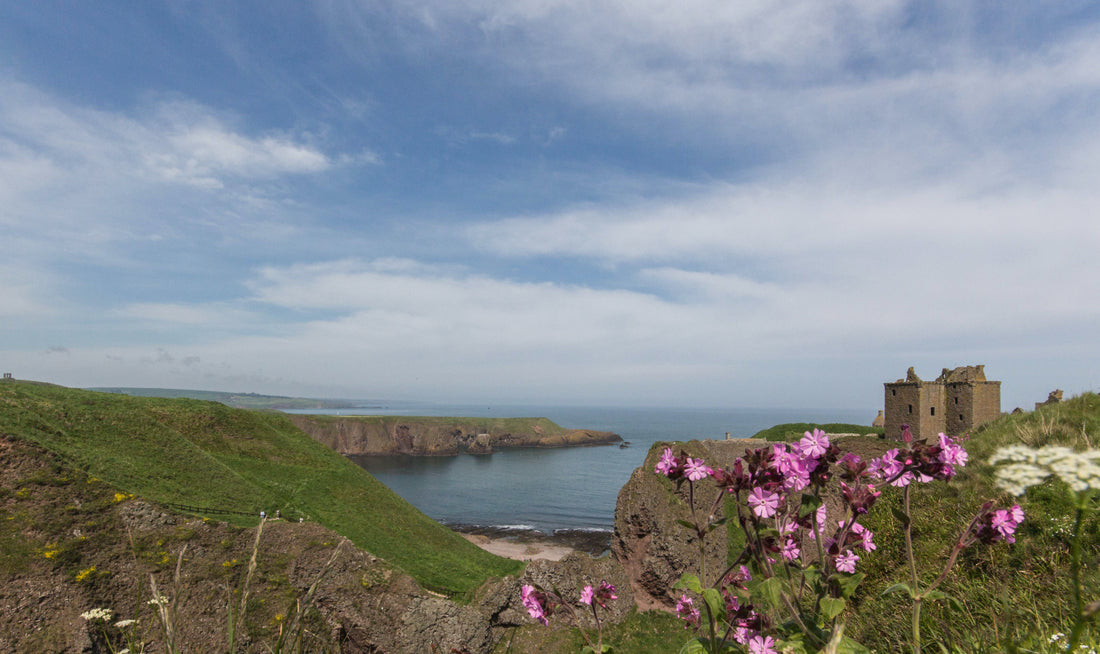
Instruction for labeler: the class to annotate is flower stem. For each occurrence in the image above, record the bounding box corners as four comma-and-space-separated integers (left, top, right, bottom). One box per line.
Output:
903, 484, 922, 654
1065, 497, 1087, 653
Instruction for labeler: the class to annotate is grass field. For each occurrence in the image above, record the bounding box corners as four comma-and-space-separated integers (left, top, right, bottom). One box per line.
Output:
0, 380, 522, 597
751, 421, 885, 441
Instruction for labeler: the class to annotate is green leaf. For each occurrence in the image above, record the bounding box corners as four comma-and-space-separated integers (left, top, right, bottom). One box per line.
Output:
891, 507, 911, 528
835, 572, 864, 599
799, 494, 822, 518
836, 636, 874, 654
925, 590, 964, 611
676, 519, 698, 531
819, 596, 846, 621
678, 638, 708, 654
802, 565, 821, 587
881, 583, 914, 598
702, 587, 726, 623
757, 576, 784, 610
674, 573, 703, 594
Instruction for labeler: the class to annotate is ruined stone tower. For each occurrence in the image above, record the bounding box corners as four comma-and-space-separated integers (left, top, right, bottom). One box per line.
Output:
883, 365, 1000, 441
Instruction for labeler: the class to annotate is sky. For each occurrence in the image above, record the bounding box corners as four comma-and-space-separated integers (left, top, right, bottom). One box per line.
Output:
2, 1, 1099, 411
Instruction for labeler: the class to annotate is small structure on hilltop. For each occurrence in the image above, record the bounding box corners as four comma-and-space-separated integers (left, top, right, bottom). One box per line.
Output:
1035, 389, 1063, 410
2, 373, 12, 381
872, 410, 885, 429
884, 365, 1001, 441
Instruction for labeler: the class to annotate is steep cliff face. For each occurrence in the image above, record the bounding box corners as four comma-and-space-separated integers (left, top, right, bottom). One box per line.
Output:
611, 439, 766, 611
286, 415, 620, 456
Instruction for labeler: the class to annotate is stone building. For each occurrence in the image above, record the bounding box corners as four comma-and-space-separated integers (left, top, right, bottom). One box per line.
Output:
884, 365, 1001, 441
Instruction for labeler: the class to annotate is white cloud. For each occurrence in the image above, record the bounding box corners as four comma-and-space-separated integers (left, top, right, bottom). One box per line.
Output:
116, 302, 259, 326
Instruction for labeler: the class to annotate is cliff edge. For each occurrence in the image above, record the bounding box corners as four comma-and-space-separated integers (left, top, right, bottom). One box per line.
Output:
286, 414, 621, 456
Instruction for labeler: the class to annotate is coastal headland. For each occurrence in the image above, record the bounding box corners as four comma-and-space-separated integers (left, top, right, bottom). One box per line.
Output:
286, 413, 621, 456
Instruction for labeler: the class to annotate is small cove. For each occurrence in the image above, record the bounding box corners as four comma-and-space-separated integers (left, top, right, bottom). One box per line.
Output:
289, 404, 872, 541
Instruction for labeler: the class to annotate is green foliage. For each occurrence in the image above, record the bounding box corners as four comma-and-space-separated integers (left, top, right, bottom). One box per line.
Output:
751, 423, 884, 442
0, 381, 522, 596
847, 393, 1100, 650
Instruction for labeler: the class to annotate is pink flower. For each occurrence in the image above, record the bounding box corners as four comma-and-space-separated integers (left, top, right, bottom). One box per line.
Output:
684, 457, 711, 481
852, 522, 876, 552
675, 594, 700, 627
782, 537, 801, 561
937, 433, 969, 469
800, 428, 830, 459
748, 634, 778, 654
594, 582, 617, 608
990, 504, 1025, 543
835, 549, 859, 573
656, 448, 679, 476
809, 503, 828, 539
747, 487, 780, 518
521, 584, 549, 625
579, 585, 594, 606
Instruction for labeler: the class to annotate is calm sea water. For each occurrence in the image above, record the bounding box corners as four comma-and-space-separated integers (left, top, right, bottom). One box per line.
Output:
287, 405, 872, 536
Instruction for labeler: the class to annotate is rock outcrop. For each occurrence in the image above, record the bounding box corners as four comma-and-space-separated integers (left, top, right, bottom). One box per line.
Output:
287, 415, 620, 456
611, 439, 766, 611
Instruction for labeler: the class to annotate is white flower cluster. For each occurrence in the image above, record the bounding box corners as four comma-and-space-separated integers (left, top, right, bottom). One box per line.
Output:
147, 594, 170, 607
990, 445, 1100, 496
80, 607, 113, 621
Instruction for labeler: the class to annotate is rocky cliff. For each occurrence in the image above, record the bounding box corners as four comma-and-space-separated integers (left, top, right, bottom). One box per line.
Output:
611, 439, 765, 611
286, 414, 621, 456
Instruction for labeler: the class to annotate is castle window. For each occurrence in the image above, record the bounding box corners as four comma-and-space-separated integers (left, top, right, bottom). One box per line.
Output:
892, 389, 896, 396
908, 404, 913, 414
954, 397, 958, 405
959, 414, 964, 422
930, 407, 935, 416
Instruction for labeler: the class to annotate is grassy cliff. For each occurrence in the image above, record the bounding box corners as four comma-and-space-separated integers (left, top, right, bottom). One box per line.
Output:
288, 413, 620, 455
0, 380, 522, 596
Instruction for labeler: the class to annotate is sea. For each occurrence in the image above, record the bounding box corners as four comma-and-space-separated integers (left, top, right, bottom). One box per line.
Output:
286, 404, 873, 551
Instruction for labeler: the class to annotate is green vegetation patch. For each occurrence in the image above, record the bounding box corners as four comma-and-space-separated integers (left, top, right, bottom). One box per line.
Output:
301, 413, 572, 436
751, 422, 884, 442
0, 381, 522, 596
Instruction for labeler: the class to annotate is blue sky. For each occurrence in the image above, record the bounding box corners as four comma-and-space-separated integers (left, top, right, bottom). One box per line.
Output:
2, 1, 1099, 410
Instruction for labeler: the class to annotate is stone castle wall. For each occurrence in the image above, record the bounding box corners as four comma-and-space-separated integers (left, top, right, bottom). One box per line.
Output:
885, 366, 1000, 441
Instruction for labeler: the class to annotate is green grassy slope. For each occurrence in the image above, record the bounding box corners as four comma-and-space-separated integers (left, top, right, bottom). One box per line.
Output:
87, 386, 364, 410
751, 421, 884, 441
298, 413, 572, 436
0, 380, 522, 596
846, 393, 1100, 648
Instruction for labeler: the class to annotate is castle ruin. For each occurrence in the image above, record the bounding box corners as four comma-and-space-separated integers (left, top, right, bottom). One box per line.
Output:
884, 365, 1000, 441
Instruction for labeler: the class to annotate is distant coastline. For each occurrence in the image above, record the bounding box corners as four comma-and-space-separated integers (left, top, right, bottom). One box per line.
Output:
87, 387, 382, 411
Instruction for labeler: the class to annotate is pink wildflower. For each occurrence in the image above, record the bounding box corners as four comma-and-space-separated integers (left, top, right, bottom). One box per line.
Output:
675, 594, 700, 627
594, 582, 617, 608
835, 549, 859, 573
656, 448, 679, 476
747, 487, 780, 518
800, 429, 830, 459
684, 457, 711, 481
990, 504, 1025, 543
521, 584, 549, 626
579, 585, 594, 606
782, 537, 800, 561
749, 634, 778, 654
852, 522, 876, 552
938, 433, 969, 469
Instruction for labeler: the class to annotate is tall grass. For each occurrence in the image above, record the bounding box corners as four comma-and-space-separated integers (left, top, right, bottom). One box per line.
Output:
846, 393, 1100, 650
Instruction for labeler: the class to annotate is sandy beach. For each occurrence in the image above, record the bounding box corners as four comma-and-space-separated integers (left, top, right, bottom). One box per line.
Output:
460, 533, 576, 561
